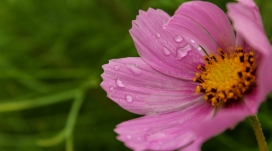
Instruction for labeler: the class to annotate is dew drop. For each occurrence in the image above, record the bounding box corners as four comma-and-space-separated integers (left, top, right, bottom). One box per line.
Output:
162, 47, 171, 56
127, 135, 132, 139
148, 132, 165, 141
190, 39, 195, 43
125, 94, 133, 102
116, 78, 125, 87
176, 44, 193, 60
198, 47, 202, 51
156, 32, 161, 37
114, 64, 120, 70
174, 35, 183, 42
109, 86, 114, 91
126, 64, 142, 75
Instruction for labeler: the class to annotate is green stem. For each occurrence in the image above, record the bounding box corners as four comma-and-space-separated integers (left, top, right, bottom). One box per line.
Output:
65, 91, 85, 151
0, 89, 78, 112
250, 115, 269, 151
37, 90, 85, 149
66, 135, 74, 151
0, 76, 97, 113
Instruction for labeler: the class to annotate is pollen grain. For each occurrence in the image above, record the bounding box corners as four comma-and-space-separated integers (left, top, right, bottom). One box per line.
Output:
193, 47, 256, 106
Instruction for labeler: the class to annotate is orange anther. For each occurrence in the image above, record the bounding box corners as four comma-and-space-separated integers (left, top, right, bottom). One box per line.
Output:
193, 48, 255, 107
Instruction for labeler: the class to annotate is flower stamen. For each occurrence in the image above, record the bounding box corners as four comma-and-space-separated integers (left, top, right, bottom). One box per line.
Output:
193, 47, 256, 106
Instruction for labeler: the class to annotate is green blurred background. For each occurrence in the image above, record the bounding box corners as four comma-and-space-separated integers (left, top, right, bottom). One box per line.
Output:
0, 0, 271, 150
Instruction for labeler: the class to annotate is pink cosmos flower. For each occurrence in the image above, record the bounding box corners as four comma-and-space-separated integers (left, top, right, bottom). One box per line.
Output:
101, 0, 272, 150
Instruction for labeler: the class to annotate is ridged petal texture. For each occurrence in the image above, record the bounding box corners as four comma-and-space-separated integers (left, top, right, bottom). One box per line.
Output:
115, 102, 213, 151
227, 0, 272, 113
130, 8, 205, 80
100, 0, 272, 150
101, 57, 202, 115
115, 100, 250, 151
166, 1, 236, 54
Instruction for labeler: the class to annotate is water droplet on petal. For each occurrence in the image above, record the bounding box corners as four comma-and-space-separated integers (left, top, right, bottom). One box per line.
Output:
127, 135, 132, 139
174, 35, 183, 42
126, 64, 142, 75
109, 86, 114, 91
198, 47, 202, 51
190, 39, 195, 43
116, 78, 125, 87
148, 132, 165, 141
162, 47, 171, 56
176, 44, 193, 60
125, 94, 133, 102
156, 32, 161, 37
114, 64, 120, 70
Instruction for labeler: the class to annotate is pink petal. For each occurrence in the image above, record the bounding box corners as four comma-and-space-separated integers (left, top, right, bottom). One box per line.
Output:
258, 53, 272, 101
115, 99, 251, 151
180, 139, 203, 151
193, 100, 251, 140
237, 0, 264, 28
130, 8, 205, 80
235, 33, 252, 53
101, 57, 203, 115
227, 2, 270, 55
165, 1, 235, 54
182, 102, 251, 150
115, 101, 213, 151
244, 53, 272, 114
227, 0, 272, 113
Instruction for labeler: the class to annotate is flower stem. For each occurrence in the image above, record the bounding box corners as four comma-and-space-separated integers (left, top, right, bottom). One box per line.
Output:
250, 115, 269, 151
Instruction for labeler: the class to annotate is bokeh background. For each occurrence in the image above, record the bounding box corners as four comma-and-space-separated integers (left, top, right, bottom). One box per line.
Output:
0, 0, 271, 150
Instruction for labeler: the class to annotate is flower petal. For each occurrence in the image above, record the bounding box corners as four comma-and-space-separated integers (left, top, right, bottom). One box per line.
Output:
116, 100, 251, 151
237, 0, 264, 28
115, 101, 213, 151
258, 53, 272, 101
227, 0, 272, 113
165, 1, 235, 54
101, 57, 203, 115
130, 8, 205, 80
115, 98, 252, 151
193, 100, 251, 141
244, 53, 272, 113
227, 1, 271, 55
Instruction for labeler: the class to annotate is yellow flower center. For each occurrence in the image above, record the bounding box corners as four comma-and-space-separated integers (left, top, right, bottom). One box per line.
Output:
193, 47, 256, 106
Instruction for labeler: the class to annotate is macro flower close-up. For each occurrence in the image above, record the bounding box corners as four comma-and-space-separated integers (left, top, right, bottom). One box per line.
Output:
1, 0, 272, 151
101, 0, 272, 151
